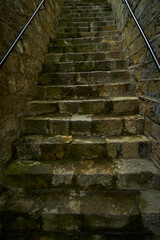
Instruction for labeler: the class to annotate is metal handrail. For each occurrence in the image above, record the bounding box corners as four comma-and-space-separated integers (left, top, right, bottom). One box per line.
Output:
122, 0, 160, 72
0, 0, 45, 68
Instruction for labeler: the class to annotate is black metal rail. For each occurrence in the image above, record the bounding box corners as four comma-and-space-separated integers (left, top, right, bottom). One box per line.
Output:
0, 0, 45, 68
122, 0, 160, 72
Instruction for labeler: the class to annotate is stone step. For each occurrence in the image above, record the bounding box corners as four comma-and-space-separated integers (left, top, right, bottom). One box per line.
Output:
5, 159, 160, 191
63, 5, 111, 9
36, 82, 135, 100
64, 1, 109, 5
64, 0, 109, 5
59, 20, 116, 28
106, 135, 151, 160
3, 190, 160, 235
45, 51, 125, 63
62, 8, 112, 14
56, 25, 116, 33
22, 115, 144, 137
60, 16, 115, 23
42, 60, 128, 73
62, 12, 113, 18
54, 31, 121, 40
28, 97, 139, 116
49, 41, 122, 52
14, 135, 149, 161
38, 70, 131, 86
63, 2, 110, 5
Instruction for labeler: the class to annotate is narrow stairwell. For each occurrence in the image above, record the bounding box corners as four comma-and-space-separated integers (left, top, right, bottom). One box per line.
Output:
1, 0, 160, 239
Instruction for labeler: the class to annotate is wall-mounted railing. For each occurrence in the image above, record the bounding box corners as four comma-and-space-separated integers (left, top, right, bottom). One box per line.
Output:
122, 0, 160, 72
0, 0, 45, 68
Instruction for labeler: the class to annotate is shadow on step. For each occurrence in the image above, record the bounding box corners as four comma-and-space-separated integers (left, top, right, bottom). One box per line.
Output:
1, 232, 158, 240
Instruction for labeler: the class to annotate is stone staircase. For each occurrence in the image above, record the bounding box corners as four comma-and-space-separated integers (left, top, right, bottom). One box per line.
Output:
1, 0, 160, 239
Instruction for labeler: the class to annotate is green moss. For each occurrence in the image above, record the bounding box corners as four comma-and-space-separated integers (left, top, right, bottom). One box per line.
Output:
5, 162, 37, 176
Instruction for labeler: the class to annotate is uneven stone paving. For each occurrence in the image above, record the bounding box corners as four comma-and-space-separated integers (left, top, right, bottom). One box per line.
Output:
1, 0, 160, 239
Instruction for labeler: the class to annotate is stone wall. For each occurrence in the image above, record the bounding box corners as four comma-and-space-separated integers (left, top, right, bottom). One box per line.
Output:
0, 0, 64, 189
109, 0, 160, 166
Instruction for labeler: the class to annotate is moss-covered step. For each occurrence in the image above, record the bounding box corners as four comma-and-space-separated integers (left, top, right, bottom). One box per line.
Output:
14, 135, 150, 161
4, 159, 160, 191
4, 161, 53, 190
53, 31, 121, 41
22, 115, 144, 136
36, 82, 135, 100
38, 70, 131, 86
48, 41, 123, 53
44, 51, 125, 62
2, 190, 160, 235
42, 59, 128, 73
27, 97, 139, 116
59, 20, 116, 29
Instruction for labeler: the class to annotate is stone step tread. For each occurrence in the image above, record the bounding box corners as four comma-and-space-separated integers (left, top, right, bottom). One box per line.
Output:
61, 16, 114, 20
62, 12, 113, 15
56, 29, 117, 34
55, 30, 119, 35
63, 5, 111, 7
63, 5, 112, 7
49, 41, 123, 52
14, 134, 150, 161
28, 97, 139, 116
22, 114, 144, 137
46, 51, 125, 55
38, 70, 132, 86
60, 17, 115, 23
5, 159, 160, 191
23, 114, 143, 121
3, 190, 160, 233
45, 51, 126, 62
62, 10, 113, 14
36, 82, 135, 100
51, 38, 121, 44
37, 82, 133, 88
63, 2, 111, 4
62, 13, 113, 18
43, 59, 127, 64
54, 33, 121, 40
42, 59, 128, 72
51, 38, 122, 43
39, 69, 131, 75
62, 8, 112, 10
59, 20, 116, 25
57, 25, 116, 29
29, 96, 139, 104
14, 135, 150, 147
